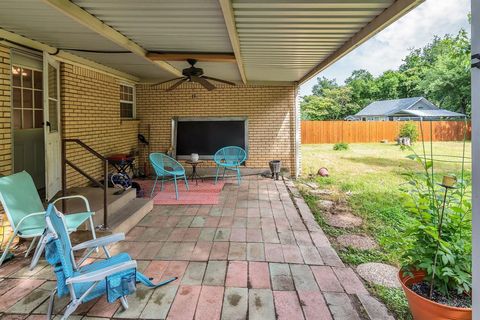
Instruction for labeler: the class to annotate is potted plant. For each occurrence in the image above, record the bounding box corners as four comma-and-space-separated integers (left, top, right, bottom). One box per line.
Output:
397, 147, 471, 319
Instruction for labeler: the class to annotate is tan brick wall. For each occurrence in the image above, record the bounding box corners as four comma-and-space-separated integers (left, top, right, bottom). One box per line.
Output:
0, 45, 12, 176
136, 83, 297, 175
61, 63, 139, 187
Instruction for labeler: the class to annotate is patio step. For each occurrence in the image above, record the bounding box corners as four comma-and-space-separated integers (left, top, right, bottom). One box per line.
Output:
59, 186, 152, 234
109, 198, 153, 234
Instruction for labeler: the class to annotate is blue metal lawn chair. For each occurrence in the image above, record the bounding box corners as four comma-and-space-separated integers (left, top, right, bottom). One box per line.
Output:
214, 146, 247, 185
0, 171, 96, 266
30, 204, 177, 320
149, 153, 189, 200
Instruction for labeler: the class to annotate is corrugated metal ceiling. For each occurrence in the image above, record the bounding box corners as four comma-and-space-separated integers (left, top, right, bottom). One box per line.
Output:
0, 0, 415, 84
233, 0, 395, 81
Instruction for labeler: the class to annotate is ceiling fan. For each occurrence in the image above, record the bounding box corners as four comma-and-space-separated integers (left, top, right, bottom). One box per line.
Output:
152, 59, 235, 91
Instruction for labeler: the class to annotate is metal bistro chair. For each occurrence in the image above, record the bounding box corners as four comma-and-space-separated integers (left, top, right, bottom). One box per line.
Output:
0, 171, 96, 266
149, 153, 189, 200
30, 204, 177, 320
214, 146, 247, 185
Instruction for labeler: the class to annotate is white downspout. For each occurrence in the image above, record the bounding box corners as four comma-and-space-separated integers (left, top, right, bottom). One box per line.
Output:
471, 0, 479, 316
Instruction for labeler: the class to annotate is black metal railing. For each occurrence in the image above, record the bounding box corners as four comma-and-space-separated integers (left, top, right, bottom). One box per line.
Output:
62, 139, 109, 229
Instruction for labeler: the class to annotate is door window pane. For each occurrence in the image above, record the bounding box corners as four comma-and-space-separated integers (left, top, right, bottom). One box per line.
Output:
34, 110, 43, 128
23, 109, 33, 129
13, 88, 22, 108
23, 89, 33, 108
34, 90, 43, 109
33, 71, 43, 89
13, 109, 21, 129
22, 68, 33, 88
48, 100, 58, 132
48, 65, 57, 99
12, 67, 21, 86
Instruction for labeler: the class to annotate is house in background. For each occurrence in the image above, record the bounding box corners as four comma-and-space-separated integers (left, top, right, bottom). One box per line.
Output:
352, 97, 465, 121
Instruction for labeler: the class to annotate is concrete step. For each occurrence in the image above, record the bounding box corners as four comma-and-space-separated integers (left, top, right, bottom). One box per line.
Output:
109, 198, 154, 234
59, 187, 137, 227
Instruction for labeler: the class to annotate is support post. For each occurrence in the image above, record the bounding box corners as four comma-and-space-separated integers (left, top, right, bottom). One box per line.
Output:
471, 0, 479, 316
103, 159, 108, 229
61, 139, 67, 212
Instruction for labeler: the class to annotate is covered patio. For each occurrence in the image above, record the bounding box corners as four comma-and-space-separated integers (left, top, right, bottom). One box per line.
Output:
0, 176, 393, 319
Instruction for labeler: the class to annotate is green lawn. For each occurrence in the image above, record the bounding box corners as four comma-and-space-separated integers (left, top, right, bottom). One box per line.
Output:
299, 142, 471, 319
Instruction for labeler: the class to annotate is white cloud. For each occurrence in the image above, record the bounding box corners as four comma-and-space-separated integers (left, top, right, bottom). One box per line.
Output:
299, 0, 470, 96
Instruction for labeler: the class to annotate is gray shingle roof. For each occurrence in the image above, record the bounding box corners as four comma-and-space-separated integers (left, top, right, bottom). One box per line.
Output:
402, 109, 465, 118
355, 97, 423, 116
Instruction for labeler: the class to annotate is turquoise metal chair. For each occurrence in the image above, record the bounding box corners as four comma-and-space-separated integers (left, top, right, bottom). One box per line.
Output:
149, 153, 189, 200
30, 204, 176, 320
0, 171, 96, 266
214, 146, 247, 185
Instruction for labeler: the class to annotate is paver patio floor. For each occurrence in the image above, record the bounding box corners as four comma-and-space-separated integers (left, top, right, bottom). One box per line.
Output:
0, 176, 393, 319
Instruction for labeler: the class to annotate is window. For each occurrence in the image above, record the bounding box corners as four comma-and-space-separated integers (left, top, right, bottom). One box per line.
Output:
12, 65, 43, 129
120, 84, 135, 119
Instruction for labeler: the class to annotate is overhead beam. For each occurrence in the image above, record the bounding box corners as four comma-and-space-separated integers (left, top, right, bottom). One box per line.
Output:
219, 0, 247, 84
43, 0, 182, 77
147, 52, 236, 63
299, 0, 424, 84
0, 29, 140, 82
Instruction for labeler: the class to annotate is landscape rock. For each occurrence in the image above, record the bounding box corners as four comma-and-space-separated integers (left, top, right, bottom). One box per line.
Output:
337, 234, 378, 250
356, 263, 401, 288
310, 189, 334, 196
316, 199, 335, 210
323, 212, 363, 228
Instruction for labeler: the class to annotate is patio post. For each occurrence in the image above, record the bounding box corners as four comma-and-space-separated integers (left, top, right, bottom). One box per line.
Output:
471, 0, 479, 315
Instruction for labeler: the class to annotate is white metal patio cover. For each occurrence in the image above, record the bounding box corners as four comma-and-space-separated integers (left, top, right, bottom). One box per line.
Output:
0, 0, 424, 84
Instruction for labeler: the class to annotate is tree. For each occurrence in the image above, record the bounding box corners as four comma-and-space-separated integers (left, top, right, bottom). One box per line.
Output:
311, 77, 338, 96
300, 28, 471, 119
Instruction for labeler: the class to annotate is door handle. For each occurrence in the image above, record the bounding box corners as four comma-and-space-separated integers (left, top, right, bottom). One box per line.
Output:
46, 121, 51, 127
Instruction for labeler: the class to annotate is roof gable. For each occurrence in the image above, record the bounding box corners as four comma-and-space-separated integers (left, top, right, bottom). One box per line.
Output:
355, 97, 424, 116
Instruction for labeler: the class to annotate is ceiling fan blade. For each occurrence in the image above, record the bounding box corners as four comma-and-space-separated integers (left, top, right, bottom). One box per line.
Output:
202, 76, 236, 86
166, 78, 189, 91
151, 77, 184, 87
191, 76, 215, 91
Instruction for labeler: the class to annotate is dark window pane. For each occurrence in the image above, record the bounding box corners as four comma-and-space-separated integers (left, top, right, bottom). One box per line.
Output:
23, 89, 33, 108
13, 109, 22, 129
34, 90, 43, 109
34, 71, 43, 89
23, 109, 33, 129
22, 68, 33, 88
34, 110, 43, 128
12, 66, 21, 86
13, 88, 22, 108
120, 102, 133, 118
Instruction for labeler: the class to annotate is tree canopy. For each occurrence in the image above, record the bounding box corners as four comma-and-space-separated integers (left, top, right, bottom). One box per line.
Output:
301, 29, 471, 120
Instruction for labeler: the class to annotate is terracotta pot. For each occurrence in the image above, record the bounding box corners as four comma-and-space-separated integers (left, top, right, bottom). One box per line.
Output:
399, 270, 472, 320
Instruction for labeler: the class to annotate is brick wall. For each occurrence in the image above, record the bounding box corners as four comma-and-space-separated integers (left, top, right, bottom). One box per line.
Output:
136, 83, 297, 175
0, 45, 12, 176
61, 63, 139, 187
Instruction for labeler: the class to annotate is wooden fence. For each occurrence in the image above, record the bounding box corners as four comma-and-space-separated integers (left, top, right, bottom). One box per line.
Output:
301, 121, 471, 144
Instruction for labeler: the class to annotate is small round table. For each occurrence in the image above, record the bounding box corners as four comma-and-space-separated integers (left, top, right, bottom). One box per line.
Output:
186, 160, 204, 185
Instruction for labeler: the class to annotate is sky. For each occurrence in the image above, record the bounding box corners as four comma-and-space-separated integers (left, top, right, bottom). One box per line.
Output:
299, 0, 471, 96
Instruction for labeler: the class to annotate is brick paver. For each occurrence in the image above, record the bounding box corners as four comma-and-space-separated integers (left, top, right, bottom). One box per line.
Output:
0, 176, 393, 319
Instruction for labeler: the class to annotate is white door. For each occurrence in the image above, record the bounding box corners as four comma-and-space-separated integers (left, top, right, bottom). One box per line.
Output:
44, 53, 61, 200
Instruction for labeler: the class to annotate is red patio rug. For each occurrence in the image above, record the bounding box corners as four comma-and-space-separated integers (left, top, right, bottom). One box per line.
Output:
135, 179, 225, 205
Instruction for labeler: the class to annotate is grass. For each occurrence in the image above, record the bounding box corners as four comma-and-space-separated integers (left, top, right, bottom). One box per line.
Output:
299, 142, 471, 319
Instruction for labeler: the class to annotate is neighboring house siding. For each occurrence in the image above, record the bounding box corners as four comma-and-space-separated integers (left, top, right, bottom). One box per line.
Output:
61, 63, 139, 187
408, 100, 437, 111
136, 84, 297, 176
0, 45, 12, 176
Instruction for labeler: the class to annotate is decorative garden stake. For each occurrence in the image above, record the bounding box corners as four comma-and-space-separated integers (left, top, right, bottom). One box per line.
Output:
429, 178, 456, 298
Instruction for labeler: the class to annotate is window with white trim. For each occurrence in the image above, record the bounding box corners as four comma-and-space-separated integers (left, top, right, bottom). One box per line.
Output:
120, 84, 135, 119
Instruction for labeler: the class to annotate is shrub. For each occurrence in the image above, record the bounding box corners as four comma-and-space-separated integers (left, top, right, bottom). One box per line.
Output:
399, 122, 419, 143
333, 142, 349, 151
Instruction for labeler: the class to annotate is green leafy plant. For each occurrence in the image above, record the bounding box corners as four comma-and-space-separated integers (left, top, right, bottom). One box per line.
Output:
333, 142, 349, 151
397, 147, 471, 298
399, 122, 419, 143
